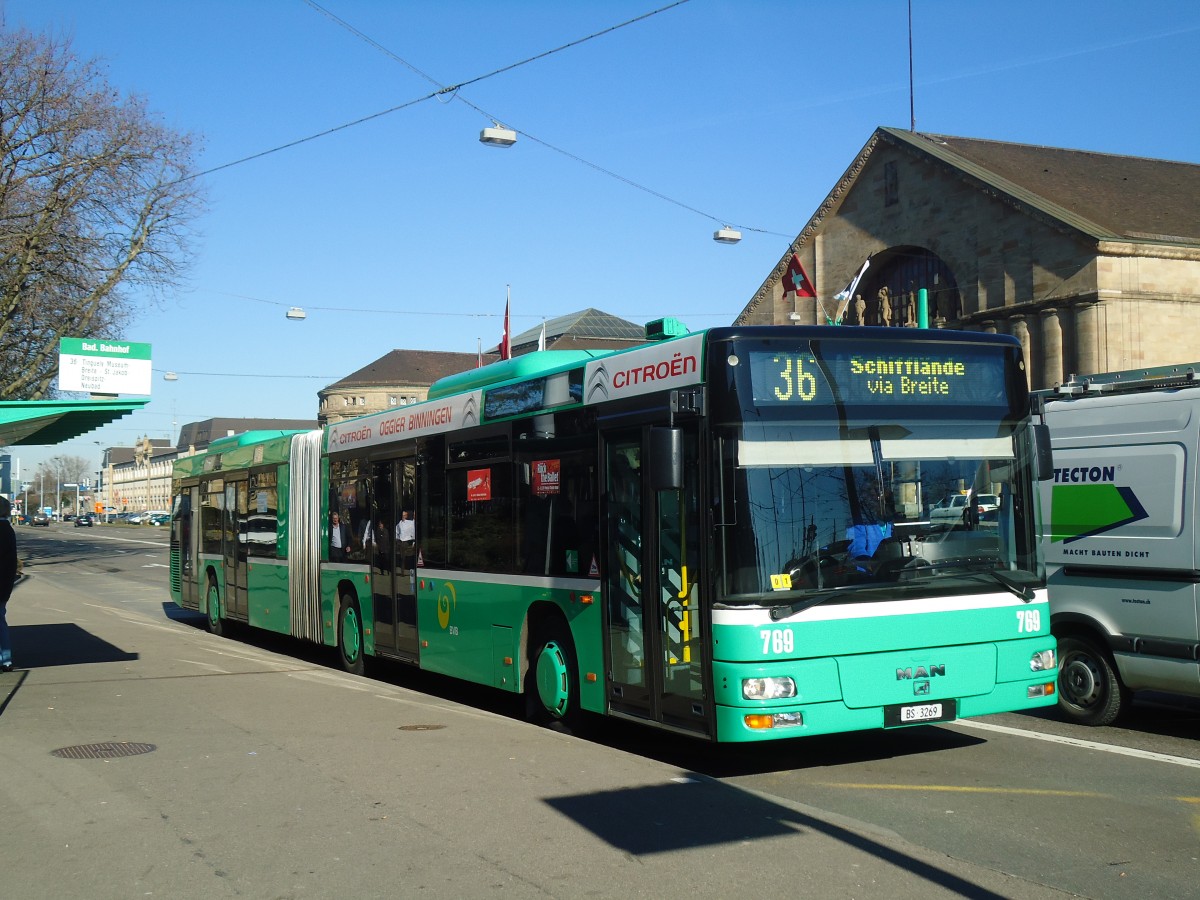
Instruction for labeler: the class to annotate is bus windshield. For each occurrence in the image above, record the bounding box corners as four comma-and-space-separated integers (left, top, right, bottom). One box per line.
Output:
716, 419, 1042, 604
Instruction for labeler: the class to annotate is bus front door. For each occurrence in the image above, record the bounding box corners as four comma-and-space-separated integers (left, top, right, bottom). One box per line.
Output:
223, 479, 249, 620
603, 427, 710, 737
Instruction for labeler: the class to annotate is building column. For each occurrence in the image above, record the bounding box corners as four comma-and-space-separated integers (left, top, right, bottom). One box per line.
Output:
980, 319, 997, 334
1009, 315, 1031, 389
1040, 307, 1064, 389
1073, 301, 1101, 377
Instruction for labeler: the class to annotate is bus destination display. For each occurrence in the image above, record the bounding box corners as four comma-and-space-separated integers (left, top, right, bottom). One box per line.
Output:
748, 344, 1009, 407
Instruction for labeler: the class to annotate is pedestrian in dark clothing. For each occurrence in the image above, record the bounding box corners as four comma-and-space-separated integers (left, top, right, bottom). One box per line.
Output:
0, 496, 17, 672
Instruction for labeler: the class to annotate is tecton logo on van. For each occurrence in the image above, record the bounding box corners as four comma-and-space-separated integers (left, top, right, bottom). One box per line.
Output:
1050, 463, 1149, 543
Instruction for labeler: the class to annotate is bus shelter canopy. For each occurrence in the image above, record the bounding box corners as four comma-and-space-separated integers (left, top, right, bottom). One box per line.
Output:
0, 399, 149, 447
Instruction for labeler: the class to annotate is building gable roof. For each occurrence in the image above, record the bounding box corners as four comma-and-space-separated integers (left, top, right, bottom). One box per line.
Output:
507, 307, 647, 350
329, 350, 485, 390
738, 126, 1200, 325
884, 127, 1200, 246
175, 418, 317, 451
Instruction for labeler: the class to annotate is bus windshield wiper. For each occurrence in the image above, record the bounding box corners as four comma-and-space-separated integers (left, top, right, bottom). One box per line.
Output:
980, 569, 1037, 602
769, 588, 842, 621
910, 558, 1036, 602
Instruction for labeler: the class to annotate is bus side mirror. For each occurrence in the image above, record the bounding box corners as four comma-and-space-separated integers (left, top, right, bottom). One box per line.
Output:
1033, 423, 1054, 481
649, 427, 683, 491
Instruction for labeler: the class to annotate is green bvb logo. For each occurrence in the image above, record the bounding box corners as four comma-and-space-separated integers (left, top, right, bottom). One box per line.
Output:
437, 582, 457, 629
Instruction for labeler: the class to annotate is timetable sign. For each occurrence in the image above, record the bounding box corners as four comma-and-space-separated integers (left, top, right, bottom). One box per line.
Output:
59, 338, 153, 395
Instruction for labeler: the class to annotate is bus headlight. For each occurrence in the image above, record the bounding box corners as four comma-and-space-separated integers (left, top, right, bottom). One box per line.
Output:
1030, 649, 1057, 672
742, 676, 797, 700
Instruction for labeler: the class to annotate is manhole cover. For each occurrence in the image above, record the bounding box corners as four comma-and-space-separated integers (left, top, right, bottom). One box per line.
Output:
397, 724, 446, 732
51, 742, 157, 759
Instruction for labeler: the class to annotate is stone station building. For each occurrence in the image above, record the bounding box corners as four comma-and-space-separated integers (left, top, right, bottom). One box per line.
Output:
736, 127, 1200, 390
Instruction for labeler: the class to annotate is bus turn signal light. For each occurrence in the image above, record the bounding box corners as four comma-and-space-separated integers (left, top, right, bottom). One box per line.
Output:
744, 712, 804, 730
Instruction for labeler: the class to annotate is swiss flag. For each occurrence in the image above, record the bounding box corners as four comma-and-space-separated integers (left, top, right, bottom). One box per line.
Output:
499, 297, 511, 360
784, 254, 816, 298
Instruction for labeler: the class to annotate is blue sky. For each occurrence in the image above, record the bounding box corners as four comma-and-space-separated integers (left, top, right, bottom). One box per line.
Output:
6, 0, 1199, 478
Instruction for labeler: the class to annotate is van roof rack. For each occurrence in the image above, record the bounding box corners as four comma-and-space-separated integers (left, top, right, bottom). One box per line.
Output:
1051, 363, 1199, 398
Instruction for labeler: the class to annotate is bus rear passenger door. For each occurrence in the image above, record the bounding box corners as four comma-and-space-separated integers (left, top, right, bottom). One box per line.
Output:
370, 458, 419, 663
172, 488, 200, 610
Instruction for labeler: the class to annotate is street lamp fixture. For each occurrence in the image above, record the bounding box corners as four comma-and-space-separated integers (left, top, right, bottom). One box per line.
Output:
713, 226, 742, 244
479, 123, 517, 147
286, 307, 307, 320
163, 371, 178, 381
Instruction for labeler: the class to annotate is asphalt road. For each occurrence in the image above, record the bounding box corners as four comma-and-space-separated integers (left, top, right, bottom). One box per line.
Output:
3, 524, 1197, 899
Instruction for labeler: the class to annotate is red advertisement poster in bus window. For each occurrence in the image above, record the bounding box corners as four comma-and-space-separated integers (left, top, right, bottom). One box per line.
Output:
467, 468, 492, 501
532, 459, 561, 497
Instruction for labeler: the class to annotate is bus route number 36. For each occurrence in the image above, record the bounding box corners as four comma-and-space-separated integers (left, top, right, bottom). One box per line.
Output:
761, 629, 795, 655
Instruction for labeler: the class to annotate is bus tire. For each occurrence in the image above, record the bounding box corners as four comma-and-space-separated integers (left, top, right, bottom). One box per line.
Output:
1057, 634, 1127, 726
205, 575, 224, 637
338, 595, 365, 676
525, 621, 583, 733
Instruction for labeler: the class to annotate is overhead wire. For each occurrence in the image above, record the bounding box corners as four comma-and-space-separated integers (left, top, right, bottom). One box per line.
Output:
186, 1, 786, 238
307, 0, 788, 237
206, 289, 732, 322
184, 1, 687, 184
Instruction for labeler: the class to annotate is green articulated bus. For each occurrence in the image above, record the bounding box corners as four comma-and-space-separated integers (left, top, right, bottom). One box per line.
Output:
169, 322, 1057, 743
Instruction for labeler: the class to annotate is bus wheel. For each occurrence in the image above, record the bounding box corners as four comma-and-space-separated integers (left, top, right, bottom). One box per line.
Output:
205, 577, 223, 637
1057, 634, 1127, 726
525, 623, 582, 732
338, 595, 365, 676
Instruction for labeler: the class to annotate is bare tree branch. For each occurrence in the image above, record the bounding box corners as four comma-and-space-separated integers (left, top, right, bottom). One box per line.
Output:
0, 28, 205, 400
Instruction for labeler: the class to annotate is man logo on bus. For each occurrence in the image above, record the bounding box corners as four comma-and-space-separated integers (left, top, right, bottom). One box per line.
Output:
437, 582, 457, 630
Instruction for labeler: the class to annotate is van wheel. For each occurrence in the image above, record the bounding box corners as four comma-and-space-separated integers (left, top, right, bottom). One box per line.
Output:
205, 577, 223, 637
1057, 634, 1127, 726
338, 595, 365, 676
525, 622, 583, 732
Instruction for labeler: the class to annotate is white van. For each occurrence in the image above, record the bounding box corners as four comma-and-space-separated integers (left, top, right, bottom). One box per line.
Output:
1040, 364, 1200, 725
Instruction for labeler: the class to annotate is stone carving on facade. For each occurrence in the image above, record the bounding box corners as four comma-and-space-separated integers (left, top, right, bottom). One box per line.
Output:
877, 287, 892, 327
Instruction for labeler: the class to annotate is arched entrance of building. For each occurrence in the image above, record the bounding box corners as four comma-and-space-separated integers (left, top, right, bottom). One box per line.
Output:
843, 246, 961, 327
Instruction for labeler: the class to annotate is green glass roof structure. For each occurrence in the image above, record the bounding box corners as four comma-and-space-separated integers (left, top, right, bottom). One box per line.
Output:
0, 398, 149, 447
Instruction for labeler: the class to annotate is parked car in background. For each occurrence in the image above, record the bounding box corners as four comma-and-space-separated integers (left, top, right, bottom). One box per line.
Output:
929, 492, 999, 524
147, 513, 170, 526
31, 512, 51, 526
74, 514, 94, 527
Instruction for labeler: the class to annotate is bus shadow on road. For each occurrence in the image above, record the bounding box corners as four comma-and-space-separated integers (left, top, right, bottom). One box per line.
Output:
543, 777, 1008, 897
587, 717, 988, 778
161, 602, 206, 624
9, 622, 138, 668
